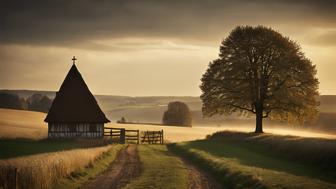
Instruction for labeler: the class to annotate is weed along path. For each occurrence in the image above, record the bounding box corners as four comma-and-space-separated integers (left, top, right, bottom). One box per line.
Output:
83, 144, 141, 189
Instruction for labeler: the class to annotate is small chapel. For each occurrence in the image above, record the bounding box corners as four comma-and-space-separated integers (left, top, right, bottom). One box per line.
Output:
44, 56, 110, 138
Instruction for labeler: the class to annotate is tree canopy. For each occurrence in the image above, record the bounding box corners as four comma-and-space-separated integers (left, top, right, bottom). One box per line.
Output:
162, 101, 192, 127
0, 93, 24, 110
200, 26, 319, 133
27, 94, 52, 113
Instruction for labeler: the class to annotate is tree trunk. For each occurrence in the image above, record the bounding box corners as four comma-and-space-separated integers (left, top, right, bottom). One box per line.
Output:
255, 103, 263, 133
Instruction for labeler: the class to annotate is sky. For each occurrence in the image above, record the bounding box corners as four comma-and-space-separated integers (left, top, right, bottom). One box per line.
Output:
1, 0, 336, 96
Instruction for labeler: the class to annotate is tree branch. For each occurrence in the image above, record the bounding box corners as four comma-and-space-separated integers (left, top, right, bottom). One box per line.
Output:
227, 103, 256, 113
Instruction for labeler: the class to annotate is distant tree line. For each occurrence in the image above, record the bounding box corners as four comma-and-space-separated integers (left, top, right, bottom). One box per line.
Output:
116, 117, 127, 124
0, 93, 52, 113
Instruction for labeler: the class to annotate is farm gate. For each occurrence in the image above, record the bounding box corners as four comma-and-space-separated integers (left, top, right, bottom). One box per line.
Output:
104, 127, 164, 144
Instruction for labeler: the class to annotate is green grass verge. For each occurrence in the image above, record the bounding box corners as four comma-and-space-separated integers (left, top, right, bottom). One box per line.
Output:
124, 145, 189, 189
209, 131, 336, 170
169, 140, 336, 189
0, 138, 115, 159
0, 139, 85, 159
52, 145, 123, 189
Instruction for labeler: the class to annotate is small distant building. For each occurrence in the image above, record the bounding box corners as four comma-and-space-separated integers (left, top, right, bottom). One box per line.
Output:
44, 57, 110, 138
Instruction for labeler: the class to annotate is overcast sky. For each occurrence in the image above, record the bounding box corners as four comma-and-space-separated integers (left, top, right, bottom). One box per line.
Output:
1, 0, 336, 96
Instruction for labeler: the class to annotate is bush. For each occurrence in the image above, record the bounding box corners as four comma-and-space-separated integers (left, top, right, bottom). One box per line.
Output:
162, 101, 192, 126
27, 94, 52, 113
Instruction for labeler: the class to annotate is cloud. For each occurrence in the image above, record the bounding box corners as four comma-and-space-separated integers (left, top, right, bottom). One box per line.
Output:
1, 0, 336, 96
1, 0, 336, 49
308, 30, 336, 46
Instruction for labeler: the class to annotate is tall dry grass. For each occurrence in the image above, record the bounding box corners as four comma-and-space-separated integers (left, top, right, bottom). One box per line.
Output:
0, 145, 114, 189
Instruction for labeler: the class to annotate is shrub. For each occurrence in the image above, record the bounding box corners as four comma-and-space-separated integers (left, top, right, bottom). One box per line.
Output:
162, 101, 192, 127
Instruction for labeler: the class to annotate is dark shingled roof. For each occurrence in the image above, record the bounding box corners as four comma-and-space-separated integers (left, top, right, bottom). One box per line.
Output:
45, 64, 110, 123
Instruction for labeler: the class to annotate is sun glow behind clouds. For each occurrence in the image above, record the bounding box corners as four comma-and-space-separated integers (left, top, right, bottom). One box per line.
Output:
0, 39, 218, 96
1, 0, 336, 95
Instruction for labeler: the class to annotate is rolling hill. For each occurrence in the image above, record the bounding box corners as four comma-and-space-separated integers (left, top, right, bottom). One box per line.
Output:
1, 89, 336, 132
0, 108, 47, 139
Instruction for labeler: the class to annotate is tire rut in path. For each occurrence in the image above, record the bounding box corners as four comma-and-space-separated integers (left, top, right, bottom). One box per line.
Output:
82, 144, 141, 189
184, 160, 222, 189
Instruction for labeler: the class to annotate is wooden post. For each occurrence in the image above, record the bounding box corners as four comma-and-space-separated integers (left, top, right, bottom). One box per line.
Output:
119, 129, 125, 144
161, 129, 164, 144
137, 130, 139, 144
110, 129, 112, 139
147, 131, 150, 144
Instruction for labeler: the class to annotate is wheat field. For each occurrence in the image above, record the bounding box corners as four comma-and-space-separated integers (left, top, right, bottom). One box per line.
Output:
0, 108, 47, 139
0, 145, 116, 189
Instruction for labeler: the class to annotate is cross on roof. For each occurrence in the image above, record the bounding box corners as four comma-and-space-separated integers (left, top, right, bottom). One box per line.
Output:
72, 56, 77, 64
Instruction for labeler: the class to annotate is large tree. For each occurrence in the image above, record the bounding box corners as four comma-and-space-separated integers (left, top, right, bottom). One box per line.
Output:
200, 26, 319, 133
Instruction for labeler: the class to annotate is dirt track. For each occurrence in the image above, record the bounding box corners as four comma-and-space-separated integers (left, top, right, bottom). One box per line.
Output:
82, 144, 221, 189
82, 144, 141, 189
184, 160, 222, 189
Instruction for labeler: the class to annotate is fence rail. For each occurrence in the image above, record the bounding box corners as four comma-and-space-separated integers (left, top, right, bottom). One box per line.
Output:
141, 130, 164, 144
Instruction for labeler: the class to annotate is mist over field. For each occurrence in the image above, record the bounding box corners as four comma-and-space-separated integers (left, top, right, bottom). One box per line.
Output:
1, 89, 336, 134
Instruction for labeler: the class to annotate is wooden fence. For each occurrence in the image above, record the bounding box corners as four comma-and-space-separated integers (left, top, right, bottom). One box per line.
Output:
104, 127, 163, 144
104, 127, 139, 144
141, 130, 164, 144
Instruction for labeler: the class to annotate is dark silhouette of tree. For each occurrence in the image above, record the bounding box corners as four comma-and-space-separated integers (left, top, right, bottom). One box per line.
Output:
200, 26, 319, 133
117, 117, 126, 124
162, 101, 192, 126
0, 93, 24, 110
27, 94, 52, 113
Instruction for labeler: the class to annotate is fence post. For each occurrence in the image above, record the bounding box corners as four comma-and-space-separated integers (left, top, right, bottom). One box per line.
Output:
161, 129, 164, 144
119, 129, 126, 144
137, 130, 139, 144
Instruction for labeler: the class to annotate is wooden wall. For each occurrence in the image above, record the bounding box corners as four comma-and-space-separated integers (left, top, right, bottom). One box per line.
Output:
48, 123, 104, 138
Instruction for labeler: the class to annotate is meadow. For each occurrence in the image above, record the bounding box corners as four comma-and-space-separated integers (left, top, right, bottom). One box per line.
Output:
53, 145, 123, 189
169, 131, 336, 189
0, 108, 47, 139
2, 90, 336, 133
0, 145, 122, 189
2, 108, 336, 189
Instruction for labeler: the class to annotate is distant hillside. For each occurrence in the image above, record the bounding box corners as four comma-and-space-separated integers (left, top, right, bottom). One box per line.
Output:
0, 89, 56, 99
1, 89, 336, 131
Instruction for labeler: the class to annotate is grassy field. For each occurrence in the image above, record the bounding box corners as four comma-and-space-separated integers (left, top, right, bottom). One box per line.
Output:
169, 132, 336, 189
53, 145, 123, 189
0, 138, 114, 159
0, 108, 47, 139
2, 107, 336, 188
124, 145, 189, 189
1, 108, 336, 143
0, 145, 119, 189
0, 139, 83, 159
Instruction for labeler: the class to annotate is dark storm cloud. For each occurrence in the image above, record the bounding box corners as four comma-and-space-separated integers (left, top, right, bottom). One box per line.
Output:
1, 0, 336, 47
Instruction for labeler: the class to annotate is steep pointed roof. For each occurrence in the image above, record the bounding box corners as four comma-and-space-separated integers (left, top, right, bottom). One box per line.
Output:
45, 64, 110, 123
